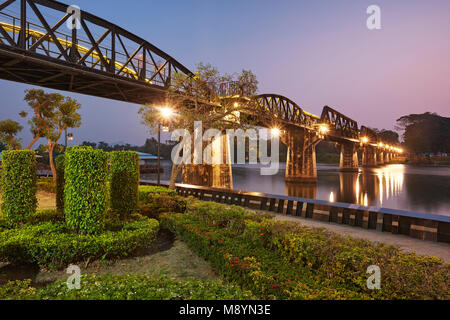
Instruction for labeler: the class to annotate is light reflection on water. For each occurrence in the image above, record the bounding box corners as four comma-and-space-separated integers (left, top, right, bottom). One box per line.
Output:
232, 163, 450, 216
143, 161, 450, 216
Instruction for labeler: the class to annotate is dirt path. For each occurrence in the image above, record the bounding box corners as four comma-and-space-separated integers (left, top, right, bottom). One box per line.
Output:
272, 214, 450, 263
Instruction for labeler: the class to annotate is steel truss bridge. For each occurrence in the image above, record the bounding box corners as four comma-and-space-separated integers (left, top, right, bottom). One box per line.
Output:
0, 0, 402, 187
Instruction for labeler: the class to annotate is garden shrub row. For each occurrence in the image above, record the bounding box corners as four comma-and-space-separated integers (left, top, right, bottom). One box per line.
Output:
0, 214, 159, 268
161, 200, 450, 300
0, 150, 37, 224
139, 186, 187, 220
65, 146, 109, 234
139, 185, 177, 201
0, 274, 254, 300
110, 151, 140, 217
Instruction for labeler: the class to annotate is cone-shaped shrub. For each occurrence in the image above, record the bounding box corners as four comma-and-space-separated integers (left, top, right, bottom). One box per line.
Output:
110, 151, 139, 217
55, 154, 65, 213
65, 146, 108, 234
1, 150, 37, 224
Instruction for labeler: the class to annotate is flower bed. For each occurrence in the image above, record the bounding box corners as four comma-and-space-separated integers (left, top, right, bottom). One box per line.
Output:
161, 200, 450, 300
0, 274, 254, 300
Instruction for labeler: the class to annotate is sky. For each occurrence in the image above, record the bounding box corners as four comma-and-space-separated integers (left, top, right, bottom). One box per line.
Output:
0, 0, 449, 147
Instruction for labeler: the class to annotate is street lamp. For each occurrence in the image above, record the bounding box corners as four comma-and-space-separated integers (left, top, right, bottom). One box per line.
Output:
65, 129, 74, 151
157, 106, 175, 185
361, 136, 369, 144
318, 124, 329, 138
271, 127, 282, 137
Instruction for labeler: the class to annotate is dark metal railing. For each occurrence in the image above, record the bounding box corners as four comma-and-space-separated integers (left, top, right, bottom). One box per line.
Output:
141, 181, 450, 244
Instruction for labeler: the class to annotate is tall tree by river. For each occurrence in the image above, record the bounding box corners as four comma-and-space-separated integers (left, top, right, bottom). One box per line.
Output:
396, 112, 450, 155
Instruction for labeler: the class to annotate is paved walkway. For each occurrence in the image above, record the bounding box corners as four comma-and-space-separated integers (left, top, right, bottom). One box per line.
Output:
273, 215, 450, 263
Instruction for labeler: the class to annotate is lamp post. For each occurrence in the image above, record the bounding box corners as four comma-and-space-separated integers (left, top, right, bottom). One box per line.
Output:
157, 107, 174, 185
157, 123, 161, 185
65, 129, 74, 151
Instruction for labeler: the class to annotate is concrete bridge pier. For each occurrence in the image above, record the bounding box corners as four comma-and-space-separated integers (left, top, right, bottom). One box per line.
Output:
340, 142, 359, 172
285, 128, 320, 183
362, 146, 378, 167
181, 133, 233, 189
384, 152, 391, 164
377, 150, 385, 166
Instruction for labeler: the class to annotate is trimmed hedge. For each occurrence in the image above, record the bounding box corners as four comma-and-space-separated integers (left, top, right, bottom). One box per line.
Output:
65, 146, 108, 234
161, 200, 450, 300
0, 150, 37, 224
110, 151, 139, 217
0, 214, 159, 268
0, 275, 255, 300
55, 155, 65, 213
139, 186, 186, 220
139, 185, 177, 201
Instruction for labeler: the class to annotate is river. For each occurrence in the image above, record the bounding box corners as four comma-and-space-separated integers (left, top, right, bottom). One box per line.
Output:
143, 161, 450, 217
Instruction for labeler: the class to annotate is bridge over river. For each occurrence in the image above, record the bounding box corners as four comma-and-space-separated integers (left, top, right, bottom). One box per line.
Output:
0, 0, 403, 189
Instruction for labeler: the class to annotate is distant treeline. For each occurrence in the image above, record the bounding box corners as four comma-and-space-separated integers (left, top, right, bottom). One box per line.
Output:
81, 138, 176, 160
397, 112, 450, 155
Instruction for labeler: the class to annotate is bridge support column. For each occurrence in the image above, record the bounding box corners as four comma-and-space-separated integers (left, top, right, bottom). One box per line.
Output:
181, 132, 233, 189
384, 152, 391, 163
340, 142, 359, 172
285, 128, 319, 183
362, 146, 377, 167
377, 151, 385, 166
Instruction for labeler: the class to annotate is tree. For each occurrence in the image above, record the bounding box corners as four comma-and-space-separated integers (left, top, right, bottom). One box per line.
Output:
396, 112, 450, 155
22, 89, 66, 150
372, 128, 400, 145
0, 119, 23, 150
0, 89, 82, 181
139, 63, 259, 189
43, 96, 82, 181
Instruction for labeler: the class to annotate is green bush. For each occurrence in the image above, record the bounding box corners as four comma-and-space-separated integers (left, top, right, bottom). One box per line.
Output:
110, 151, 139, 217
140, 193, 187, 220
55, 155, 65, 213
0, 214, 159, 268
65, 146, 108, 234
161, 200, 450, 300
37, 177, 56, 194
0, 275, 254, 300
139, 185, 177, 201
0, 150, 37, 224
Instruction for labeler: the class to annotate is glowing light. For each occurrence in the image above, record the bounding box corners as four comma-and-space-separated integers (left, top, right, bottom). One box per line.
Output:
271, 127, 282, 137
329, 192, 335, 203
378, 142, 384, 148
159, 107, 174, 120
234, 102, 240, 108
319, 124, 329, 135
362, 137, 369, 144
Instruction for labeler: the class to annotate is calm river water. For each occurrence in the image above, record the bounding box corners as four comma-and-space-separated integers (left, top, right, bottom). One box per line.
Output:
143, 161, 450, 217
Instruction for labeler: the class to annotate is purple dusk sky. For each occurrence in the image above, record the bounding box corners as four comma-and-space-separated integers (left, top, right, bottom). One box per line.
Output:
0, 0, 449, 146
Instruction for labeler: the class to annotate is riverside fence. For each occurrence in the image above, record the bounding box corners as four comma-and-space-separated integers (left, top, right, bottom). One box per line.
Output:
140, 181, 450, 244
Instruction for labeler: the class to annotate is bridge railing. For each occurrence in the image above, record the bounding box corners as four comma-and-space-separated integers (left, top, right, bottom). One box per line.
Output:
0, 0, 193, 90
141, 181, 450, 244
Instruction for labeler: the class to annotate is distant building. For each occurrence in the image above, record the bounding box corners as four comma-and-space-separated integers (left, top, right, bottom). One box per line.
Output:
136, 152, 162, 165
